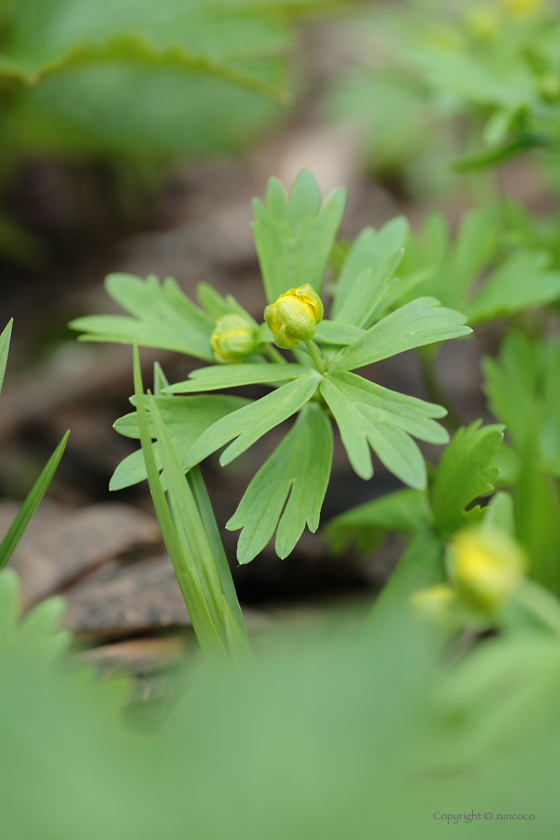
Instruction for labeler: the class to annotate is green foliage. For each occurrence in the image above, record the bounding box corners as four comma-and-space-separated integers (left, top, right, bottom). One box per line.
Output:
71, 172, 473, 563
326, 0, 560, 180
0, 0, 334, 166
4, 558, 560, 838
132, 345, 250, 665
325, 421, 504, 553
398, 210, 560, 324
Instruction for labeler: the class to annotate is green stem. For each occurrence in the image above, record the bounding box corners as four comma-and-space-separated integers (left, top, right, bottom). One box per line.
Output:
419, 349, 462, 433
305, 339, 327, 374
263, 344, 287, 364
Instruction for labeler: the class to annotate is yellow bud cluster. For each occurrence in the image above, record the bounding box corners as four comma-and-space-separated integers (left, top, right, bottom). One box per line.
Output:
450, 528, 526, 611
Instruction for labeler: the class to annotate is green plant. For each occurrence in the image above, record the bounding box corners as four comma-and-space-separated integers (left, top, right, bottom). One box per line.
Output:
71, 170, 473, 567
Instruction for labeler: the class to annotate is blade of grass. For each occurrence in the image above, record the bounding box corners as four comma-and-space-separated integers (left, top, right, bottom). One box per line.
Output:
133, 345, 235, 665
0, 319, 13, 396
0, 431, 69, 573
188, 466, 250, 646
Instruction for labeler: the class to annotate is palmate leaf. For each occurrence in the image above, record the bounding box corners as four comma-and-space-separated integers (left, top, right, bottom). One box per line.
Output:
110, 393, 249, 490
431, 421, 504, 540
252, 169, 346, 302
331, 217, 408, 328
182, 369, 321, 469
331, 297, 471, 372
70, 274, 214, 360
320, 370, 448, 489
226, 403, 332, 564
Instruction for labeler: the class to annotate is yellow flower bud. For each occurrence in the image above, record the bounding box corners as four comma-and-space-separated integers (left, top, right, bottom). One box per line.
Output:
263, 284, 324, 349
410, 584, 456, 623
210, 314, 256, 364
450, 529, 526, 611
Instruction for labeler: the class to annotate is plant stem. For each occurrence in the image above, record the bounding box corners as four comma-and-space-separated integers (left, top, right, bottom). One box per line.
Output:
263, 344, 287, 364
305, 339, 327, 374
419, 349, 462, 432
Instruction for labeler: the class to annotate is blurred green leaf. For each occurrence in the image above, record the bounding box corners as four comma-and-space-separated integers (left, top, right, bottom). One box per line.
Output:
331, 297, 471, 372
183, 369, 321, 469
324, 488, 431, 555
464, 252, 560, 325
0, 431, 70, 574
252, 170, 346, 302
431, 421, 504, 540
320, 370, 448, 487
226, 403, 333, 563
70, 274, 214, 359
482, 330, 542, 452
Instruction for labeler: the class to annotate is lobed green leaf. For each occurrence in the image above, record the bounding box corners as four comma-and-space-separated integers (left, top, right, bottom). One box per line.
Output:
431, 421, 504, 540
226, 403, 333, 563
252, 169, 346, 302
331, 297, 471, 372
164, 363, 310, 394
320, 371, 445, 488
183, 369, 321, 469
70, 274, 214, 360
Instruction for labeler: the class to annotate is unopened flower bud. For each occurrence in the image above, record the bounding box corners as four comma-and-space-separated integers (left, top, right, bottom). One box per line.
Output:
450, 528, 525, 611
210, 314, 256, 364
263, 284, 324, 349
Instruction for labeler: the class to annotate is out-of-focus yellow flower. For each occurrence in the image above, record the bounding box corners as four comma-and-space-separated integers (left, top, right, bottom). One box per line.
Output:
263, 284, 324, 349
539, 72, 560, 101
501, 0, 546, 18
465, 5, 502, 41
410, 584, 456, 622
450, 528, 526, 611
210, 314, 256, 364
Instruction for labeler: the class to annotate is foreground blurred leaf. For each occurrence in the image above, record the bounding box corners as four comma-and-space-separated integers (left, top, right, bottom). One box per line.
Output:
227, 403, 333, 563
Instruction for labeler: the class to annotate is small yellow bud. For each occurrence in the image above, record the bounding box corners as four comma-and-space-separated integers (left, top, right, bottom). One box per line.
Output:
501, 0, 546, 18
410, 584, 456, 623
263, 284, 324, 349
210, 314, 256, 364
450, 529, 525, 611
